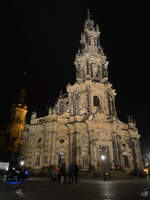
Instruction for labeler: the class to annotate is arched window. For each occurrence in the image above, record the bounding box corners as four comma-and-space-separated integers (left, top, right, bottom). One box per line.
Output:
122, 143, 126, 148
90, 36, 94, 45
93, 96, 100, 106
37, 138, 42, 143
94, 37, 97, 46
123, 155, 129, 168
59, 138, 64, 144
35, 150, 41, 166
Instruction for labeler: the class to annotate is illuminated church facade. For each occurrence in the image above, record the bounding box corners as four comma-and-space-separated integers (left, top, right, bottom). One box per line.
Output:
22, 13, 143, 173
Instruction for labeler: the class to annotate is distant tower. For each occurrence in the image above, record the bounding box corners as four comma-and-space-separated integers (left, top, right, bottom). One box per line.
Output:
10, 73, 28, 151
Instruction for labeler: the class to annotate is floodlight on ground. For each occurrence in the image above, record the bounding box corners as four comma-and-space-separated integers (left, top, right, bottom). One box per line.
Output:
20, 160, 25, 166
101, 155, 106, 160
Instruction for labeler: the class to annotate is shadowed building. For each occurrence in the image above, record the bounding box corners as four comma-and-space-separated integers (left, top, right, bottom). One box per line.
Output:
22, 12, 143, 174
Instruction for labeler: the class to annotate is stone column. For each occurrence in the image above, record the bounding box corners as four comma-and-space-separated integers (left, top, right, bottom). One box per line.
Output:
91, 141, 98, 171
112, 136, 120, 169
73, 94, 76, 115
76, 132, 80, 166
69, 132, 74, 163
73, 132, 77, 164
116, 135, 123, 169
131, 138, 143, 171
131, 138, 138, 171
86, 61, 89, 75
86, 86, 90, 114
107, 93, 112, 115
51, 122, 57, 166
90, 140, 94, 168
112, 96, 117, 117
110, 96, 114, 117
69, 92, 73, 115
51, 131, 56, 166
91, 139, 97, 170
49, 132, 53, 165
137, 140, 144, 169
76, 92, 79, 115
66, 124, 71, 167
99, 66, 102, 81
65, 132, 70, 168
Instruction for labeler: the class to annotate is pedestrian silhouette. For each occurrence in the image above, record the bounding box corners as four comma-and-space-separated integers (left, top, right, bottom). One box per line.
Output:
69, 162, 74, 183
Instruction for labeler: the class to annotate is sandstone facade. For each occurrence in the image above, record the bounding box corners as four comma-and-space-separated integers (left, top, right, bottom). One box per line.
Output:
22, 13, 143, 173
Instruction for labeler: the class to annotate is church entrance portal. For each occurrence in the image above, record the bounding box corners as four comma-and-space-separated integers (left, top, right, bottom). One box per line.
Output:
99, 146, 110, 171
58, 152, 64, 166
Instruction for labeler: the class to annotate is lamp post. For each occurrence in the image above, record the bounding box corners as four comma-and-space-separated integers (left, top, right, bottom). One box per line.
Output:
101, 155, 106, 180
20, 160, 25, 167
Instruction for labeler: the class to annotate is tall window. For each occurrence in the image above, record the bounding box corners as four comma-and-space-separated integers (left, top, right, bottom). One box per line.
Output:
93, 96, 100, 106
90, 36, 94, 45
35, 151, 41, 166
94, 37, 97, 46
86, 61, 89, 74
123, 155, 129, 168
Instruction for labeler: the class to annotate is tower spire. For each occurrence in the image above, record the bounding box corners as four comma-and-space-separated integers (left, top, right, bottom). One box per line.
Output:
87, 8, 90, 19
75, 10, 108, 84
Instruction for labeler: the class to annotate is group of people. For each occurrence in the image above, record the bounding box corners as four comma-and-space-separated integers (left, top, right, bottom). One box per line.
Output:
51, 162, 78, 184
4, 168, 28, 182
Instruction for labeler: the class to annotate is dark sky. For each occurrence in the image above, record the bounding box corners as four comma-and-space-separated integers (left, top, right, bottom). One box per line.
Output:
0, 1, 149, 153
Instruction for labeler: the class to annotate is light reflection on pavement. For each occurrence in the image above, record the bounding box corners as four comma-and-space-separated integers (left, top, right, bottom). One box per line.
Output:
15, 189, 25, 199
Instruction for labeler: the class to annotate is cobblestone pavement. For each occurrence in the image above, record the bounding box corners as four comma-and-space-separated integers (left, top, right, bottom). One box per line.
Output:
0, 178, 150, 200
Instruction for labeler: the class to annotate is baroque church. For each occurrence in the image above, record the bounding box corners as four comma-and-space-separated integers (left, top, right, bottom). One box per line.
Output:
22, 12, 143, 173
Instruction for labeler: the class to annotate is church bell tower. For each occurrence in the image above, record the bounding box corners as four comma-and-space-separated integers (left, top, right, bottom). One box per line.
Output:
10, 73, 28, 151
67, 10, 117, 120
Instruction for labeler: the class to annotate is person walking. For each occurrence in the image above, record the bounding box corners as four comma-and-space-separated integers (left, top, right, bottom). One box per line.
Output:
56, 166, 61, 183
74, 164, 78, 183
69, 162, 74, 183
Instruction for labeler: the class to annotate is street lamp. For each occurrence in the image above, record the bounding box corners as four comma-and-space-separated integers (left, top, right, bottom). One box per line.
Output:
101, 155, 106, 161
20, 160, 25, 167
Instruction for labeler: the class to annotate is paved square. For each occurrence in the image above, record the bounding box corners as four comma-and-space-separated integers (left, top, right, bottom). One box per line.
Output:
0, 178, 150, 200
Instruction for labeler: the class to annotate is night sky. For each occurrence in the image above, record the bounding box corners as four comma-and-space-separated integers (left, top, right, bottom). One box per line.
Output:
0, 1, 149, 153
